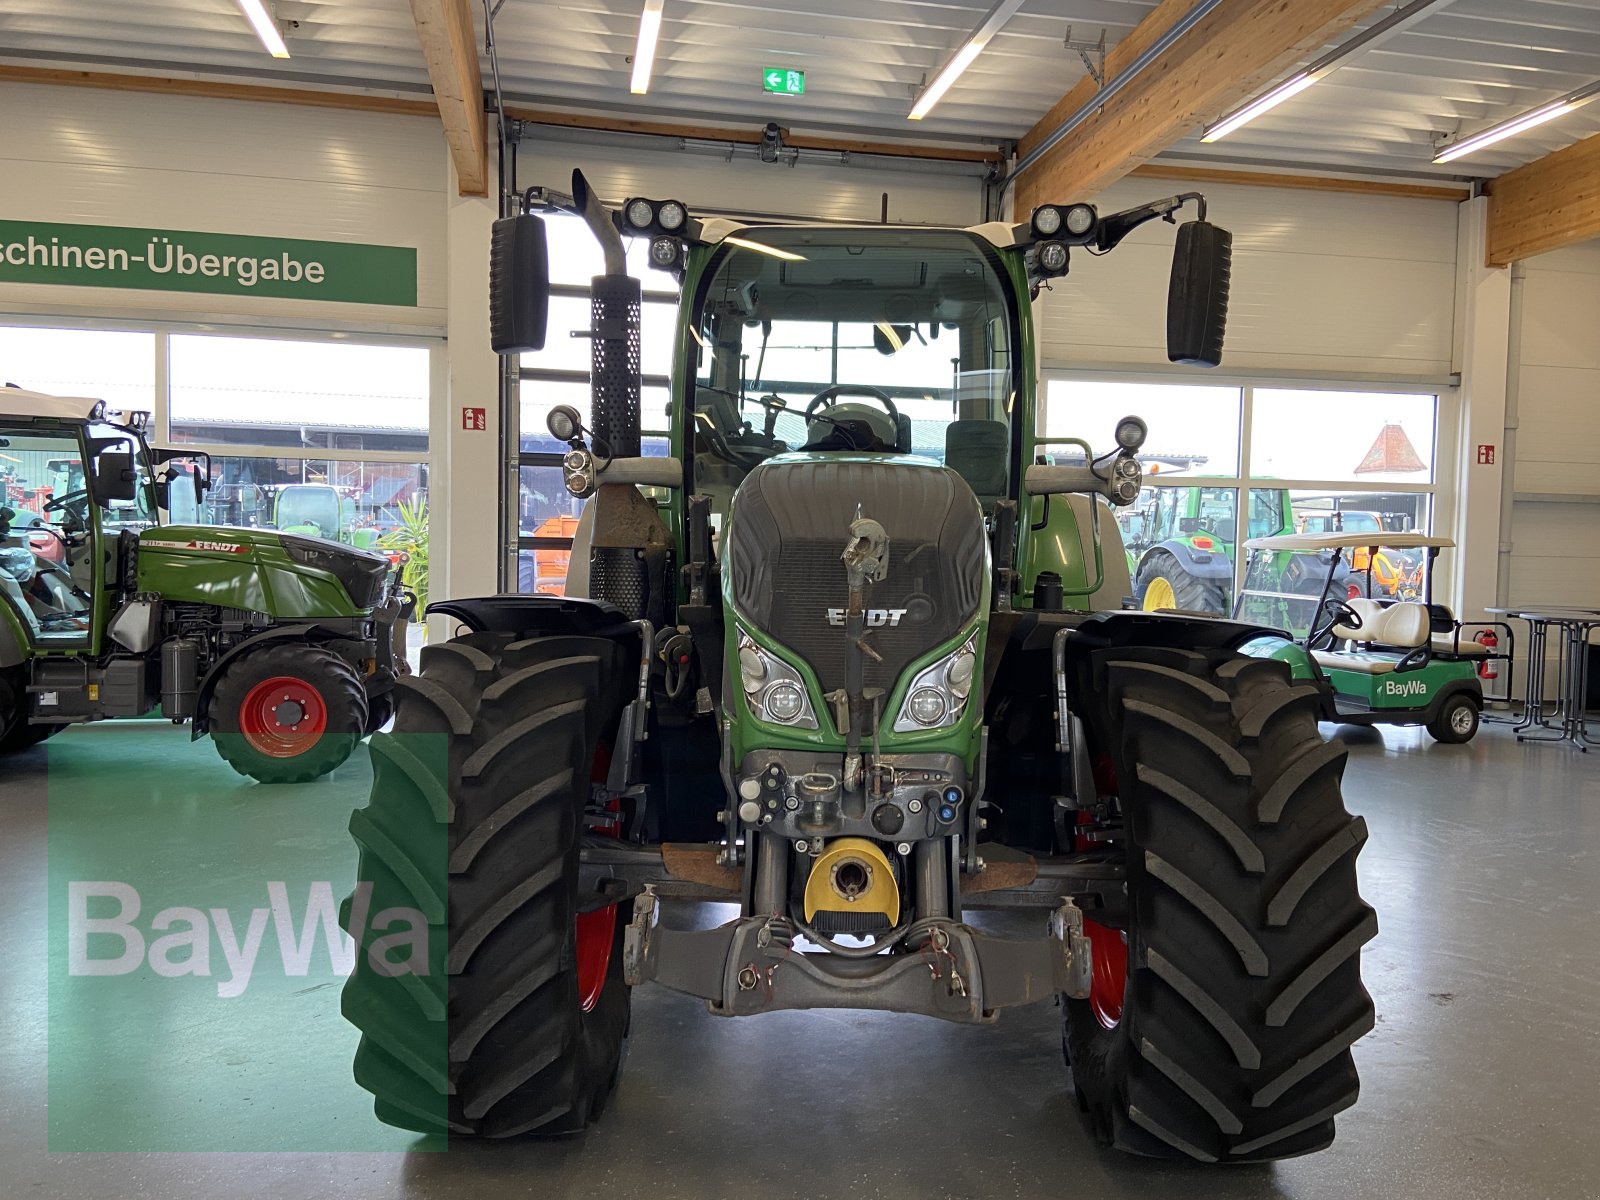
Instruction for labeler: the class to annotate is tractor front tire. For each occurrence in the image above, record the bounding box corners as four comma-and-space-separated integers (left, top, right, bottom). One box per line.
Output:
210, 643, 368, 783
341, 630, 634, 1138
1426, 693, 1479, 744
1137, 552, 1227, 616
1066, 647, 1376, 1162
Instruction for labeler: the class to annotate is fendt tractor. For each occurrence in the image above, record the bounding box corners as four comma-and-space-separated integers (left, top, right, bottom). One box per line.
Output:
341, 173, 1378, 1163
0, 388, 411, 781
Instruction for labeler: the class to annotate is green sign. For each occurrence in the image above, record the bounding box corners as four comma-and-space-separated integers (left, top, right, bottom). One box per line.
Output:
0, 220, 418, 307
763, 67, 806, 96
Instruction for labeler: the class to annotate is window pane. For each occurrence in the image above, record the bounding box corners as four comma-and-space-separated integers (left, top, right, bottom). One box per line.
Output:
544, 212, 678, 294
1251, 390, 1435, 483
0, 326, 155, 413
520, 383, 670, 452
181, 455, 427, 544
1123, 483, 1237, 616
524, 298, 677, 380
169, 335, 429, 452
1047, 380, 1241, 477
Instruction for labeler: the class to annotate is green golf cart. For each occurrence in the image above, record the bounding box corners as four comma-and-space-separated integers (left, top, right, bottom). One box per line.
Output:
1236, 531, 1510, 743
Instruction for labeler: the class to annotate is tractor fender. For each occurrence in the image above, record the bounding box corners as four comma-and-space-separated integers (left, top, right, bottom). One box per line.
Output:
1140, 539, 1234, 582
0, 604, 26, 668
192, 624, 327, 738
428, 594, 637, 640
1068, 609, 1288, 657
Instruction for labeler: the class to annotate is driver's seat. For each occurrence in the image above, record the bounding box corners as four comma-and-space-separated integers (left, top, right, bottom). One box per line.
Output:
945, 420, 1009, 502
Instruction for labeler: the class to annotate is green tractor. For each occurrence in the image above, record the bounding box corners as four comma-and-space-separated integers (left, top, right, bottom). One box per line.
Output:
274, 482, 384, 552
1127, 484, 1306, 614
341, 176, 1377, 1162
0, 387, 411, 781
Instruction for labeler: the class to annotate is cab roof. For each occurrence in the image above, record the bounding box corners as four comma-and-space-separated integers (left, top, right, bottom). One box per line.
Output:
0, 386, 150, 426
1245, 532, 1455, 552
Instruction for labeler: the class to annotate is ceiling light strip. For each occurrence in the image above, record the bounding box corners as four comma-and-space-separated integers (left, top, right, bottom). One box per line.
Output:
1202, 0, 1451, 142
236, 0, 290, 59
630, 0, 665, 95
1433, 80, 1600, 163
908, 0, 1028, 121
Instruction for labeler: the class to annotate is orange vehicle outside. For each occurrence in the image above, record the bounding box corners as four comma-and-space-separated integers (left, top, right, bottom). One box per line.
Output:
530, 514, 581, 594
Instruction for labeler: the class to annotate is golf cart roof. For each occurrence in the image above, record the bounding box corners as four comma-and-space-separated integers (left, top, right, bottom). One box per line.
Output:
1245, 532, 1456, 552
0, 386, 110, 423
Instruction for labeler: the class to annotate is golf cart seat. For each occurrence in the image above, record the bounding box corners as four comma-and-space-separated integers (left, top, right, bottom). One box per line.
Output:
1313, 600, 1430, 675
1425, 604, 1491, 657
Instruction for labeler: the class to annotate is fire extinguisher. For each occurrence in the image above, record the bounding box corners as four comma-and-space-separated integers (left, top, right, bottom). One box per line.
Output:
1475, 630, 1499, 680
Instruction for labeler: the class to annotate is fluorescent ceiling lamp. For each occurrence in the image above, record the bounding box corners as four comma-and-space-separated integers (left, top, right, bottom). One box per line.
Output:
631, 0, 665, 95
235, 0, 289, 59
723, 235, 806, 262
1433, 81, 1600, 163
1201, 0, 1448, 142
909, 0, 1026, 121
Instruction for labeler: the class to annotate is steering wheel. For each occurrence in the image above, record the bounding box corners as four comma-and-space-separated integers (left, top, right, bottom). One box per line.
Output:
44, 489, 91, 535
804, 384, 901, 428
1309, 598, 1362, 649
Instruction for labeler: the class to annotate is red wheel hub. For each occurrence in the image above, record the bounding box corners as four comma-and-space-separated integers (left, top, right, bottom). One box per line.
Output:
239, 675, 328, 758
1083, 918, 1128, 1029
576, 740, 619, 1013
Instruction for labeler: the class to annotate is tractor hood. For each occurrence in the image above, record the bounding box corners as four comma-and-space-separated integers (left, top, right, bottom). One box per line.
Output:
137, 525, 391, 618
722, 454, 987, 701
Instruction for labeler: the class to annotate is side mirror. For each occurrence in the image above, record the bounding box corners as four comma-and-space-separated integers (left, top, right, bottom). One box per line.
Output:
92, 450, 138, 504
1178, 517, 1203, 534
489, 212, 551, 355
1167, 220, 1232, 368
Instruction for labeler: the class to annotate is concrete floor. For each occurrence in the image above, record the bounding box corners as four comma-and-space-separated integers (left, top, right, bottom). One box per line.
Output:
3, 716, 1598, 1199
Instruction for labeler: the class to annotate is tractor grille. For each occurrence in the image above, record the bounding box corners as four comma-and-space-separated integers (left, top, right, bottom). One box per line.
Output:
724, 459, 986, 697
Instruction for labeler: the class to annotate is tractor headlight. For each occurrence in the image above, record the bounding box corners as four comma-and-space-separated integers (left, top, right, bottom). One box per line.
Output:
1115, 415, 1148, 451
650, 235, 681, 268
657, 200, 687, 231
625, 198, 656, 229
1038, 241, 1069, 274
893, 631, 979, 733
737, 630, 818, 729
1032, 205, 1063, 236
1065, 203, 1097, 237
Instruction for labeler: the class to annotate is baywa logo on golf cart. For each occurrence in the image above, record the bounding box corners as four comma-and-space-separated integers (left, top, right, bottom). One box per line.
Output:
66, 881, 426, 998
826, 607, 908, 627
1381, 678, 1430, 699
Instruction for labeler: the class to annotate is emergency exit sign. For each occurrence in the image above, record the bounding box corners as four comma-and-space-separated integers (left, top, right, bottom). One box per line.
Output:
763, 68, 805, 96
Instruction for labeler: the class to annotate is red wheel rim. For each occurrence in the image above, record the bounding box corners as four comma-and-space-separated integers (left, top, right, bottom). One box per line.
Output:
1084, 918, 1128, 1030
239, 675, 328, 758
576, 740, 618, 1013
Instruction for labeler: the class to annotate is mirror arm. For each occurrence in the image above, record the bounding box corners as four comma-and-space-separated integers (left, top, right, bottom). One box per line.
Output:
1097, 192, 1206, 252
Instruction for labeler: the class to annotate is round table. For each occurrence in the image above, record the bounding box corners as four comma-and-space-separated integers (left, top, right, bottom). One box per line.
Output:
1486, 606, 1600, 751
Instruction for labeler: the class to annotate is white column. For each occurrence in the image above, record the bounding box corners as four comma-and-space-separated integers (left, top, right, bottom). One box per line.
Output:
1449, 197, 1511, 624
432, 152, 503, 637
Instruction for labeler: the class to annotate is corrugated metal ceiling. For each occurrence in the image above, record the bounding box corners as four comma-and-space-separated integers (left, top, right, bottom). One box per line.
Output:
2, 0, 1599, 180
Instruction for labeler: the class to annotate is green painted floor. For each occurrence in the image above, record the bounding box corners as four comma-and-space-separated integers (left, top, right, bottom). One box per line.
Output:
3, 718, 1599, 1197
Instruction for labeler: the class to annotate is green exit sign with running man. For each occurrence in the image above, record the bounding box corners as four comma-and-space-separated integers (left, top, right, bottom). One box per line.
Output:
763, 68, 805, 96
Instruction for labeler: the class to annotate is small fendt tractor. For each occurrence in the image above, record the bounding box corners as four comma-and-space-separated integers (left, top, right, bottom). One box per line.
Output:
0, 387, 411, 781
342, 173, 1377, 1162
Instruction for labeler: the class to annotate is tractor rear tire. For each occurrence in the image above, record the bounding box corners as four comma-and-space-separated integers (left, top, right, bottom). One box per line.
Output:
341, 630, 634, 1138
210, 643, 368, 783
0, 668, 30, 754
1426, 693, 1478, 744
1065, 647, 1376, 1162
364, 689, 396, 735
1137, 552, 1227, 616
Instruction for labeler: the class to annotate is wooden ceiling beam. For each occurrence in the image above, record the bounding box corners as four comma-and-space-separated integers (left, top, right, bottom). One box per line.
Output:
0, 64, 439, 117
408, 0, 487, 196
1485, 131, 1600, 267
1014, 0, 1392, 214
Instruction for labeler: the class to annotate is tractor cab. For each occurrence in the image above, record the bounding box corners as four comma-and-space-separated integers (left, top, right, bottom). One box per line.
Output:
1236, 531, 1510, 743
0, 391, 159, 650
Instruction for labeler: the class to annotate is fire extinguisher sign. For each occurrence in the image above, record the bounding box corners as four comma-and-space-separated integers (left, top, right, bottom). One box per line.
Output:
1477, 444, 1496, 465
462, 406, 488, 431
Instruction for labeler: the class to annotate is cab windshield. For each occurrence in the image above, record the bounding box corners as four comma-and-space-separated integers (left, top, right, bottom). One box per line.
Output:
688, 227, 1019, 510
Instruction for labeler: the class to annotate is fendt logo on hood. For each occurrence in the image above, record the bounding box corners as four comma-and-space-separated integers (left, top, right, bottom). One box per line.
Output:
1381, 678, 1429, 699
826, 608, 907, 627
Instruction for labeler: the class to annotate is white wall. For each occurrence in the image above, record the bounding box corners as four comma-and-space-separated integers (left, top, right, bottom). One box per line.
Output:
1035, 176, 1460, 381
1506, 239, 1600, 608
0, 82, 448, 332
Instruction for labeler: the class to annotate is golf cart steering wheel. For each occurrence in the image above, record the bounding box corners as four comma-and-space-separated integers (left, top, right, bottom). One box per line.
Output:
1310, 598, 1362, 648
804, 384, 901, 428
